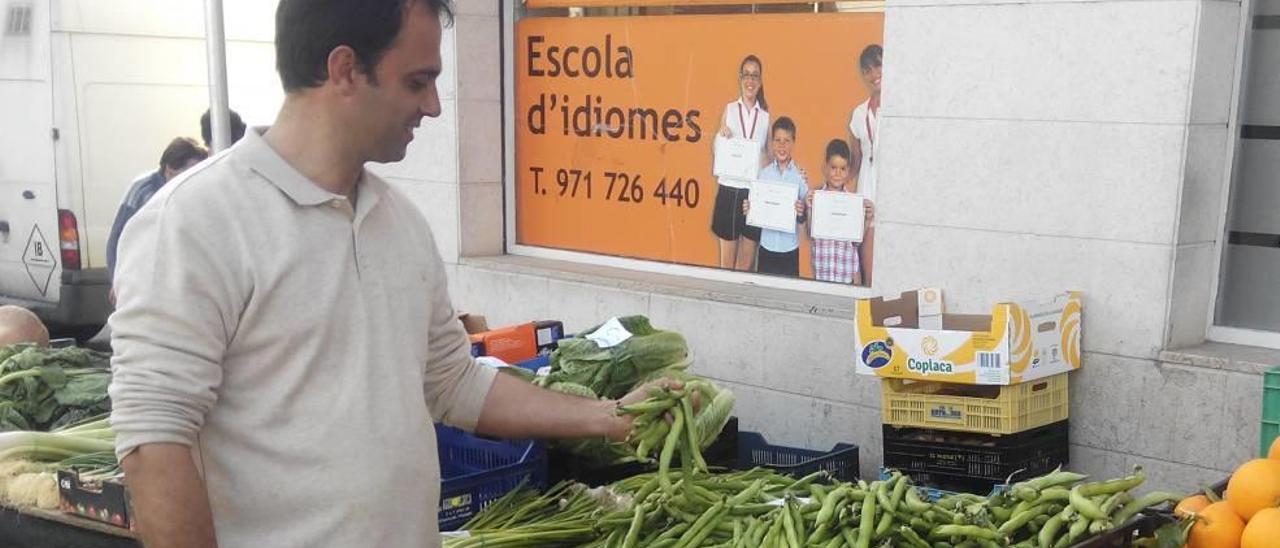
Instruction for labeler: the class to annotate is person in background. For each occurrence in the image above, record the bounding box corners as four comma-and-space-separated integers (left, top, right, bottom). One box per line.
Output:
711, 54, 771, 272
0, 306, 50, 348
200, 108, 248, 150
849, 44, 882, 285
105, 137, 209, 280
742, 117, 807, 277
807, 139, 874, 285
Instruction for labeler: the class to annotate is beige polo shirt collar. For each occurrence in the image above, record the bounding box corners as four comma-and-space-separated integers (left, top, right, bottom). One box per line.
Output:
239, 127, 385, 222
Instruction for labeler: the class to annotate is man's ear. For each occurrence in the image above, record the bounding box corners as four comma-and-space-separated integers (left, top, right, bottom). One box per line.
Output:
326, 45, 364, 95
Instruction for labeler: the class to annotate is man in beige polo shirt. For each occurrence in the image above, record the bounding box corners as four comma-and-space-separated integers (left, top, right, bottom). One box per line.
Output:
108, 2, 659, 547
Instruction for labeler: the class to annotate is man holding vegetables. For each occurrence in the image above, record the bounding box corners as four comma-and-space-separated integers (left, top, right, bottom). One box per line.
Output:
107, 1, 671, 547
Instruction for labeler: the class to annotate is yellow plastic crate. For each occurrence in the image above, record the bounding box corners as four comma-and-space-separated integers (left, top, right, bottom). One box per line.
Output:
880, 373, 1069, 435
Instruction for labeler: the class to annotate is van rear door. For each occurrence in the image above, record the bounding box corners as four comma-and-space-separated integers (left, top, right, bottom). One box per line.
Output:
0, 0, 61, 305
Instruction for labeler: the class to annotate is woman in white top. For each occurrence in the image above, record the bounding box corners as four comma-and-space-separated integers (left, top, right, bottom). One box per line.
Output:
711, 55, 771, 271
849, 44, 881, 284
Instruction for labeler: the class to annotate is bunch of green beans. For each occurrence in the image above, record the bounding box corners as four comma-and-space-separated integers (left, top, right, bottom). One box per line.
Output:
616, 384, 716, 494
445, 481, 606, 547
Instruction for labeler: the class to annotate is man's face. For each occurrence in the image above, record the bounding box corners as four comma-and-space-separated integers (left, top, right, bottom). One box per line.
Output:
354, 2, 444, 163
771, 129, 794, 165
861, 63, 882, 95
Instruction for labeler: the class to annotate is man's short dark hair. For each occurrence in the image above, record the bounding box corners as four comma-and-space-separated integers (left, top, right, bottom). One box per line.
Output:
274, 0, 454, 92
159, 137, 209, 172
201, 109, 247, 148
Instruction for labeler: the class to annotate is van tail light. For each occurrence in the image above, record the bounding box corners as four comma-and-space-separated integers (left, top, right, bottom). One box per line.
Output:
57, 209, 81, 270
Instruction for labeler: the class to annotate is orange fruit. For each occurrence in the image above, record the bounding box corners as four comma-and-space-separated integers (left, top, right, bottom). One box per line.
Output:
1268, 437, 1280, 461
1225, 458, 1280, 521
1188, 501, 1245, 548
1176, 495, 1213, 518
1242, 507, 1280, 548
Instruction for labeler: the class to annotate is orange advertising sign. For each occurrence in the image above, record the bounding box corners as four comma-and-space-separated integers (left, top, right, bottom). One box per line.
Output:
516, 13, 884, 284
525, 0, 824, 7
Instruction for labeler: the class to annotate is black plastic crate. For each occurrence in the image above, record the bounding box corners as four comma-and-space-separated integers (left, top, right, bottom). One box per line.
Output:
883, 420, 1068, 494
547, 417, 739, 486
1072, 512, 1174, 547
733, 431, 861, 483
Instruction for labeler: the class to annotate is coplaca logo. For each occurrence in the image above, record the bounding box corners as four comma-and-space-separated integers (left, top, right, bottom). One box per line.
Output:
921, 336, 940, 356
861, 340, 893, 369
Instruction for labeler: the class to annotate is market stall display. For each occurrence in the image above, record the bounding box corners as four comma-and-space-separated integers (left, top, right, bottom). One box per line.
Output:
444, 450, 1182, 547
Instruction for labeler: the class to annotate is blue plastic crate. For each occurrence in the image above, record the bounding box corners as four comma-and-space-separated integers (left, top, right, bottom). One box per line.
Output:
514, 355, 549, 374
735, 431, 860, 482
436, 425, 547, 531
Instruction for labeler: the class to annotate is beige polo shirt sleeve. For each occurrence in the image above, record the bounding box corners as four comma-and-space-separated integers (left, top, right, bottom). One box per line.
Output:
108, 177, 246, 460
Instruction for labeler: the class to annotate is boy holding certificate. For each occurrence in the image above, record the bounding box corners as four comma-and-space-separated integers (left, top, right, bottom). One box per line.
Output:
742, 117, 808, 276
807, 139, 874, 285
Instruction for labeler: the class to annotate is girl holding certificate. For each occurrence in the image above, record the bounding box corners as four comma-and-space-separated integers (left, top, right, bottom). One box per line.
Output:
711, 55, 771, 272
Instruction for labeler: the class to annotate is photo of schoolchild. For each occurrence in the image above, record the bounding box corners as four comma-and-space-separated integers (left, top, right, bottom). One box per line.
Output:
743, 117, 807, 277
807, 139, 874, 285
710, 55, 771, 272
849, 44, 882, 284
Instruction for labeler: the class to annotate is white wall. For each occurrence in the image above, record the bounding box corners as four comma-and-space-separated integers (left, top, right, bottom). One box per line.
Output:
395, 0, 1261, 492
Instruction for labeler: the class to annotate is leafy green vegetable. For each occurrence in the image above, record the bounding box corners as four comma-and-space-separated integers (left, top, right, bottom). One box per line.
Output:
538, 316, 690, 400
0, 344, 112, 432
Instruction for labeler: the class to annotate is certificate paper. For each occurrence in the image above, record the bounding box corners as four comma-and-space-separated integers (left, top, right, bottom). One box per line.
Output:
746, 180, 800, 233
713, 136, 761, 181
810, 191, 865, 242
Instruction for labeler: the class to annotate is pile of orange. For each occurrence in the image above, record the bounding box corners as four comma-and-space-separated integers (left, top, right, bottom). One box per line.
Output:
1183, 437, 1280, 548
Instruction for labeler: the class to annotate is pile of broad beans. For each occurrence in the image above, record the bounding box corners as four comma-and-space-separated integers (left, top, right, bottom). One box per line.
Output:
447, 390, 1180, 548
448, 465, 1179, 547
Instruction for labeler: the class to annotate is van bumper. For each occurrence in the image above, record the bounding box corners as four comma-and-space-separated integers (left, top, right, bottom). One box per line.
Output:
21, 268, 111, 328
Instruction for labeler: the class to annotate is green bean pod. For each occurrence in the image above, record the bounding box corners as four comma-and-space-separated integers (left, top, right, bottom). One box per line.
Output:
1037, 512, 1066, 548
856, 490, 876, 548
1076, 466, 1145, 497
1112, 492, 1180, 525
1065, 515, 1091, 545
1068, 486, 1108, 520
620, 503, 646, 548
658, 406, 685, 494
997, 504, 1047, 535
929, 524, 1002, 542
904, 487, 932, 513
900, 525, 934, 548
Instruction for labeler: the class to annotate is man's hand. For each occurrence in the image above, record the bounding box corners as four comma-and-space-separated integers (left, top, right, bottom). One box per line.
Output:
607, 378, 700, 443
476, 374, 700, 444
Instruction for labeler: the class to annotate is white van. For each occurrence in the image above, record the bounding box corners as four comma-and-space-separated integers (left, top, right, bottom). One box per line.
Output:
0, 0, 280, 336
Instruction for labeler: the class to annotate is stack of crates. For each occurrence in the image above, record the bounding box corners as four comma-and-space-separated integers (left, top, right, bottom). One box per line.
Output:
853, 289, 1082, 495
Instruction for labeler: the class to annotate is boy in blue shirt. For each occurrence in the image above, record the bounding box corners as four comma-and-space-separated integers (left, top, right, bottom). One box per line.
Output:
742, 116, 808, 276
